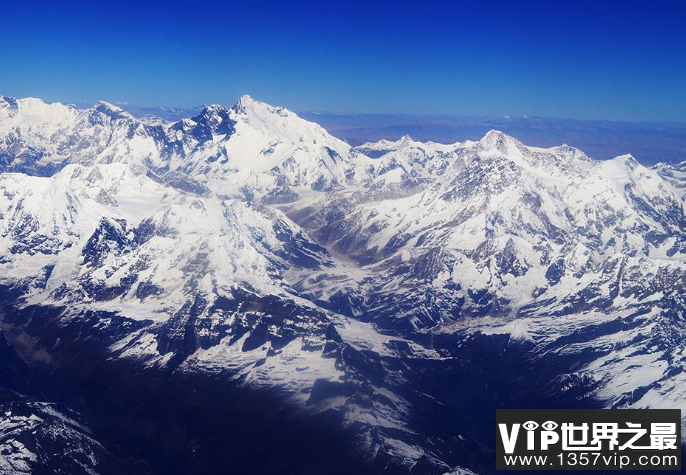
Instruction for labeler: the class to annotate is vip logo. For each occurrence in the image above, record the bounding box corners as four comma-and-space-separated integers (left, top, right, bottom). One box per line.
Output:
499, 419, 678, 454
499, 420, 561, 453
496, 409, 681, 471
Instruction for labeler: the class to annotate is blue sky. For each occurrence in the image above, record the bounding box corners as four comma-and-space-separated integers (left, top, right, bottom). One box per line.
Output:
1, 0, 685, 122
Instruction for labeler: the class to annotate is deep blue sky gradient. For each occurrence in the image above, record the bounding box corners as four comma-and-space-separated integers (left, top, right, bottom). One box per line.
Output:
1, 0, 685, 121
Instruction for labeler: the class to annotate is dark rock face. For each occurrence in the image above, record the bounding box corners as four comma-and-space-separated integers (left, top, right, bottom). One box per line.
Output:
0, 301, 386, 475
0, 390, 152, 475
82, 218, 131, 266
0, 297, 603, 475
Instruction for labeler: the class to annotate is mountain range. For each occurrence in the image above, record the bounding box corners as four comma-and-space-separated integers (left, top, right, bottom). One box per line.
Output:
1, 94, 685, 475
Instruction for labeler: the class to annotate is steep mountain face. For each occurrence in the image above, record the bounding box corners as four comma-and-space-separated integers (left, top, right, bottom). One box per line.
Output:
0, 94, 685, 475
0, 390, 151, 475
655, 161, 686, 200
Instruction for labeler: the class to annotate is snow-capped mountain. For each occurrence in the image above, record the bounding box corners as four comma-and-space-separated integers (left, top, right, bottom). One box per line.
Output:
1, 94, 685, 475
0, 94, 372, 196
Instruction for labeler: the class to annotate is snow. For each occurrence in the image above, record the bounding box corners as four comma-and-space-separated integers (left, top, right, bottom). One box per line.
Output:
2, 93, 686, 470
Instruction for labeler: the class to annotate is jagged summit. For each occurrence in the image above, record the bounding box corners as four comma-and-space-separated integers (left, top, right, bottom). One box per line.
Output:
232, 93, 288, 117
476, 129, 524, 153
94, 100, 125, 111
192, 103, 230, 119
481, 129, 507, 141
91, 100, 134, 121
235, 93, 258, 107
183, 103, 234, 137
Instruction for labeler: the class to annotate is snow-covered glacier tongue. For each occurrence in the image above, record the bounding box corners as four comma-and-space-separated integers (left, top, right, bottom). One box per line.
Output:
0, 94, 685, 475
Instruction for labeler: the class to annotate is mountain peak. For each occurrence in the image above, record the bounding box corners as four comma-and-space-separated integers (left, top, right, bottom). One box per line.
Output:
95, 100, 123, 111
92, 101, 133, 120
232, 95, 298, 123
0, 96, 77, 123
234, 94, 269, 113
481, 129, 507, 142
196, 103, 230, 119
182, 104, 235, 138
230, 95, 322, 137
202, 103, 225, 112
612, 153, 640, 170
478, 129, 516, 151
